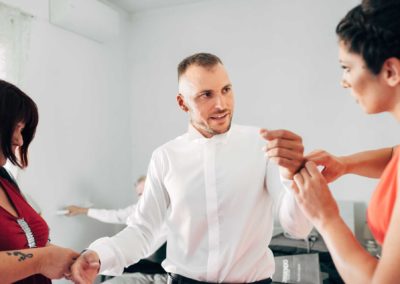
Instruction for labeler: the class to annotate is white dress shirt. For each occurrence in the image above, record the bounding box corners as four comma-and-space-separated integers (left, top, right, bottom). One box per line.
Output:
88, 205, 167, 260
88, 205, 136, 224
89, 124, 312, 282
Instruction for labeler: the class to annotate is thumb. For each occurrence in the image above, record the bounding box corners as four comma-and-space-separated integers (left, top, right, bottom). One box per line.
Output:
88, 261, 100, 269
82, 252, 100, 269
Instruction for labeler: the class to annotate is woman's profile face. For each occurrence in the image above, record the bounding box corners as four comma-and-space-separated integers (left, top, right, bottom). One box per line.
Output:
0, 122, 25, 167
338, 41, 392, 114
12, 122, 25, 153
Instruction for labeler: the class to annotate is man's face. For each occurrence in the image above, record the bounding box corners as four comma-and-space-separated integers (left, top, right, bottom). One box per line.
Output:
177, 63, 234, 138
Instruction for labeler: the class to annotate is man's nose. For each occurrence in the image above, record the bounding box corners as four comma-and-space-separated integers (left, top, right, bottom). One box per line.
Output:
214, 94, 226, 109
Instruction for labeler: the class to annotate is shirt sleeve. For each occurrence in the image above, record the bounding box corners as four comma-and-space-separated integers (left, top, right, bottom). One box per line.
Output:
266, 161, 313, 239
87, 204, 136, 224
144, 223, 168, 258
88, 149, 170, 275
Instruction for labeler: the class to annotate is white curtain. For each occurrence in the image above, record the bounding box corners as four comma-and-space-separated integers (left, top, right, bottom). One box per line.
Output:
0, 3, 32, 179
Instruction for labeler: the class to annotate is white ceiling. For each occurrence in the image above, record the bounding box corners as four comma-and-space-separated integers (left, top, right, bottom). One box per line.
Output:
110, 0, 207, 13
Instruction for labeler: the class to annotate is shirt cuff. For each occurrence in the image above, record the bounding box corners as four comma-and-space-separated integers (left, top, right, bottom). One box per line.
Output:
88, 237, 124, 276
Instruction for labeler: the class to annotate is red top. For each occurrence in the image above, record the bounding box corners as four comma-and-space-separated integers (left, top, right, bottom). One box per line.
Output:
367, 147, 399, 245
0, 176, 51, 284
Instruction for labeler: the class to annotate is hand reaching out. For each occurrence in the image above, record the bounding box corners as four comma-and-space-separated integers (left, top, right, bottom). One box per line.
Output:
305, 150, 346, 183
65, 206, 89, 216
37, 245, 79, 280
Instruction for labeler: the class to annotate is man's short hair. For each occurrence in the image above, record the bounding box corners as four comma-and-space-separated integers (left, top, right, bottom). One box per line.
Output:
136, 175, 146, 184
177, 53, 222, 80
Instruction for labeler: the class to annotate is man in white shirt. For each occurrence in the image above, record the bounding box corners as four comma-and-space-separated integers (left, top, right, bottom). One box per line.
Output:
65, 176, 146, 224
70, 53, 312, 284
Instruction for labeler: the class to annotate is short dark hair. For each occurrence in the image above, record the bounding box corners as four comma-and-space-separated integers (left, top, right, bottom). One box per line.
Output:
177, 53, 223, 80
336, 0, 400, 74
0, 80, 39, 168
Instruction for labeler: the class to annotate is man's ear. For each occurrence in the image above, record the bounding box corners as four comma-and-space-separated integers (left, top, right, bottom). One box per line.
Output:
177, 94, 189, 112
382, 58, 400, 87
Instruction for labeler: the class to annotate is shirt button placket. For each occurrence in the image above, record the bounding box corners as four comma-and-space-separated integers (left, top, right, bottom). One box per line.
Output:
203, 141, 220, 280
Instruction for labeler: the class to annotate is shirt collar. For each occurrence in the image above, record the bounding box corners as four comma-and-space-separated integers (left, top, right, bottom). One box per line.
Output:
187, 123, 232, 144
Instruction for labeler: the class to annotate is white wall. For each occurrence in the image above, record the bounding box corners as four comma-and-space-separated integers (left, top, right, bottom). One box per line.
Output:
0, 0, 133, 270
128, 0, 400, 238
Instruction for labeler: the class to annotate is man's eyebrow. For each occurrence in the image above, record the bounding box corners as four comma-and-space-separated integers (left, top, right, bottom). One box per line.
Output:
196, 89, 213, 95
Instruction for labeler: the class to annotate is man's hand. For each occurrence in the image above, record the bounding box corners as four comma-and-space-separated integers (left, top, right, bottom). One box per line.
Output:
70, 250, 100, 284
305, 150, 346, 183
36, 245, 79, 280
260, 128, 304, 180
66, 206, 89, 216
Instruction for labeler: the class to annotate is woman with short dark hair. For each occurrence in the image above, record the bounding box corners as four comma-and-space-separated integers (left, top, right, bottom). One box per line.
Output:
291, 0, 400, 283
0, 79, 79, 283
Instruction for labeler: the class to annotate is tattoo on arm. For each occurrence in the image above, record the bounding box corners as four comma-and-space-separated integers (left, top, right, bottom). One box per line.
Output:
6, 251, 33, 262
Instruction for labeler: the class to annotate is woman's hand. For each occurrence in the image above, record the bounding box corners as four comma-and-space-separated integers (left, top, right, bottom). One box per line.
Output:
292, 161, 340, 231
305, 150, 347, 183
36, 245, 79, 279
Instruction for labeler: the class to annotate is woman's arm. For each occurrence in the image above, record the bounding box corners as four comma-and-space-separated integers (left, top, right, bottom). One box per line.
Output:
318, 215, 378, 283
306, 147, 394, 182
0, 245, 79, 283
342, 147, 394, 178
293, 161, 400, 283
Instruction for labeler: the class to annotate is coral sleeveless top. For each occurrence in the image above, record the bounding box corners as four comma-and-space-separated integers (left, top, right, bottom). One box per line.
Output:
367, 147, 399, 245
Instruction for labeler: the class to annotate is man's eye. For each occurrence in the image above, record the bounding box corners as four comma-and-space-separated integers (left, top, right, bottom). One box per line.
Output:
223, 87, 231, 93
201, 92, 212, 97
